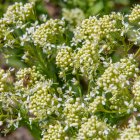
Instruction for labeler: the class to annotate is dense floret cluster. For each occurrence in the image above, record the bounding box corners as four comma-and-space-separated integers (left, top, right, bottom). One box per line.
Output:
118, 117, 140, 140
78, 116, 115, 140
0, 19, 7, 44
42, 122, 66, 140
97, 55, 138, 94
0, 69, 10, 92
74, 41, 100, 79
63, 98, 86, 128
28, 80, 58, 119
132, 78, 140, 106
33, 19, 65, 47
56, 46, 74, 72
3, 2, 34, 26
0, 1, 140, 140
73, 12, 123, 43
129, 4, 140, 23
15, 66, 45, 90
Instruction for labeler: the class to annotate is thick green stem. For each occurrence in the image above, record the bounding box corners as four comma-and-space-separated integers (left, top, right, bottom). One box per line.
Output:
134, 47, 140, 58
98, 108, 127, 114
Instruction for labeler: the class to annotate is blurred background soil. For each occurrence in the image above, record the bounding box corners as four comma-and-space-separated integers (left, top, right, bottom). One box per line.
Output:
0, 127, 34, 140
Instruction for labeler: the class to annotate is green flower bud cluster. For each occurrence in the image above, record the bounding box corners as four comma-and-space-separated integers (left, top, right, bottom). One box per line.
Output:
97, 55, 138, 94
108, 91, 132, 111
73, 12, 123, 43
0, 91, 22, 134
33, 19, 65, 47
91, 55, 139, 113
88, 96, 106, 114
15, 66, 45, 90
62, 8, 85, 30
3, 2, 34, 25
90, 88, 134, 114
97, 12, 123, 40
132, 77, 140, 107
0, 70, 4, 92
1, 2, 140, 139
118, 117, 140, 140
78, 116, 114, 140
56, 42, 100, 79
64, 98, 87, 128
129, 5, 140, 23
56, 46, 74, 72
127, 28, 140, 45
73, 16, 98, 42
42, 122, 67, 140
0, 92, 21, 113
28, 80, 58, 119
0, 69, 10, 92
74, 41, 99, 79
127, 5, 140, 45
0, 19, 7, 44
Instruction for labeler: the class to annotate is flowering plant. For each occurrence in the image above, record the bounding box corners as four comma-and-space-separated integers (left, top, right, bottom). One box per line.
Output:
0, 1, 140, 140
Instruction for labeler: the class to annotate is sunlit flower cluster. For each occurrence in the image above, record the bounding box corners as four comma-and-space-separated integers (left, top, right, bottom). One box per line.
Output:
0, 2, 140, 140
129, 4, 140, 23
97, 55, 138, 94
87, 55, 139, 115
3, 2, 34, 26
73, 12, 123, 44
0, 19, 7, 44
74, 41, 100, 79
15, 66, 45, 90
28, 80, 58, 119
63, 98, 87, 128
42, 122, 67, 140
78, 116, 115, 140
118, 117, 140, 140
127, 5, 140, 45
0, 69, 10, 92
88, 96, 106, 113
132, 77, 140, 107
56, 46, 74, 71
0, 91, 23, 133
33, 19, 65, 47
